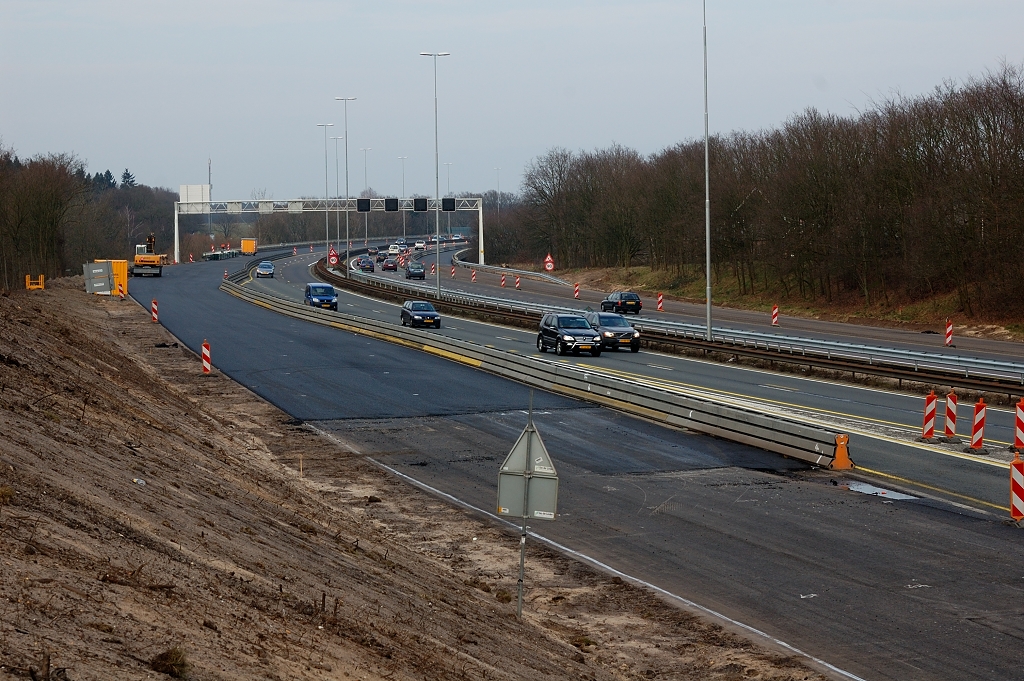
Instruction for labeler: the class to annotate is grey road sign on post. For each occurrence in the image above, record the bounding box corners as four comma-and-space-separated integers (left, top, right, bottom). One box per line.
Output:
496, 390, 558, 619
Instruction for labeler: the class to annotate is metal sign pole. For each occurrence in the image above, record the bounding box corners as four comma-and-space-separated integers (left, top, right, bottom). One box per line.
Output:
517, 390, 534, 620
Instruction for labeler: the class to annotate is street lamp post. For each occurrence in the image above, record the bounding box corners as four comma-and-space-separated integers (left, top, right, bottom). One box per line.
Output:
443, 162, 453, 234
360, 147, 371, 244
702, 0, 713, 341
335, 97, 356, 273
421, 51, 450, 300
317, 123, 334, 252
495, 167, 501, 223
331, 135, 343, 249
398, 156, 408, 239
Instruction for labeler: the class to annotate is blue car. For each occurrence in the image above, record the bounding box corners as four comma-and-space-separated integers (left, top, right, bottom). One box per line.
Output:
305, 283, 338, 311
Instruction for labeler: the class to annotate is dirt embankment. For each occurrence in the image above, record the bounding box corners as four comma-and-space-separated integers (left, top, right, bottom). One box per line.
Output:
0, 280, 823, 681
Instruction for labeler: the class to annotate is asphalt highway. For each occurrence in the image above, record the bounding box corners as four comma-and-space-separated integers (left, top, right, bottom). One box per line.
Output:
415, 249, 1024, 363
128, 252, 1024, 680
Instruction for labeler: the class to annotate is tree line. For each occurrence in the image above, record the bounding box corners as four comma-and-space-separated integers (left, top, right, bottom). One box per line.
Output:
494, 63, 1024, 318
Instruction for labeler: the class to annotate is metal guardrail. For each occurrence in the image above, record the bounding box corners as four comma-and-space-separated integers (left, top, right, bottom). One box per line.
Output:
315, 260, 1024, 394
450, 248, 569, 285
220, 278, 849, 468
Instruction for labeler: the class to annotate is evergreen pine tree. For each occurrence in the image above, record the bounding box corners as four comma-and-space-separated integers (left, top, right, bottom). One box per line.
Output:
121, 169, 136, 187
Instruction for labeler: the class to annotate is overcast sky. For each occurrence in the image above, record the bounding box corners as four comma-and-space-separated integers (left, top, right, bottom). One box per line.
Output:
2, 1, 1021, 200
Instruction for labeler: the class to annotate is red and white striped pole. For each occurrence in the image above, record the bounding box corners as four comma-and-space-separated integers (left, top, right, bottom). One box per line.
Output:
657, 292, 664, 311
310, 244, 314, 252
501, 273, 506, 288
150, 299, 158, 323
118, 283, 125, 301
451, 265, 456, 278
970, 398, 987, 450
202, 339, 211, 375
1011, 452, 1024, 521
515, 275, 521, 289
223, 269, 228, 279
944, 392, 958, 439
772, 304, 780, 326
188, 253, 194, 263
1014, 397, 1024, 451
945, 318, 953, 347
921, 391, 937, 440
471, 269, 477, 283
430, 262, 436, 275
573, 283, 580, 300
293, 246, 297, 255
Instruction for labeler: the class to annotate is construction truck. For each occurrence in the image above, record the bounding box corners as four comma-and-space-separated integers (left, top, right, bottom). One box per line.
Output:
130, 233, 169, 277
240, 238, 258, 256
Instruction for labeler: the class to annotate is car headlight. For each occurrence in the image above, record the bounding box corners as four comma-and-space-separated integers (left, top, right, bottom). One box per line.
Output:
563, 335, 574, 342
633, 331, 640, 337
603, 331, 614, 337
330, 297, 337, 302
592, 337, 601, 343
414, 315, 422, 320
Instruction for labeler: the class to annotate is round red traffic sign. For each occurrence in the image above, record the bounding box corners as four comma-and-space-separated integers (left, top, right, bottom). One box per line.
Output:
328, 254, 338, 265
544, 261, 554, 272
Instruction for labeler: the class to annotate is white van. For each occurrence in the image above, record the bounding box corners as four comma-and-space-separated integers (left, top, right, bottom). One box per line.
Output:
388, 244, 401, 256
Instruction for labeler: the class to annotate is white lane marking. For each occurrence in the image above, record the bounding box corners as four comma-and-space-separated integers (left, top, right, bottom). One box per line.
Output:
647, 364, 674, 371
760, 384, 797, 392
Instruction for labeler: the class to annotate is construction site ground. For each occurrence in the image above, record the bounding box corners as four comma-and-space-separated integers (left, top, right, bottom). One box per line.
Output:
0, 279, 824, 681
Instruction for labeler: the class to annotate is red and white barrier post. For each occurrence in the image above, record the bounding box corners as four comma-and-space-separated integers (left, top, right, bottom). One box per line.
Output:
188, 253, 194, 263
150, 299, 158, 323
117, 283, 125, 301
1011, 452, 1024, 522
921, 390, 937, 440
1014, 398, 1024, 451
471, 269, 477, 283
970, 398, 987, 450
501, 273, 506, 288
945, 318, 953, 347
223, 269, 228, 279
772, 304, 780, 327
202, 339, 211, 375
450, 265, 456, 278
430, 262, 436, 275
293, 246, 297, 255
515, 275, 521, 289
657, 292, 664, 312
944, 392, 958, 439
573, 283, 580, 300
309, 244, 314, 252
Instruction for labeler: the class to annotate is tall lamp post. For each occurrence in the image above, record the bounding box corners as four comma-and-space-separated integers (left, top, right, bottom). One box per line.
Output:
317, 123, 334, 251
421, 51, 450, 300
443, 162, 453, 234
702, 0, 713, 341
360, 147, 371, 244
335, 96, 356, 273
494, 167, 501, 223
398, 156, 408, 239
331, 135, 343, 249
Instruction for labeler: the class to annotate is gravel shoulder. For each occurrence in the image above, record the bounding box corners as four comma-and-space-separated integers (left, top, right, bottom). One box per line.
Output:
0, 279, 824, 681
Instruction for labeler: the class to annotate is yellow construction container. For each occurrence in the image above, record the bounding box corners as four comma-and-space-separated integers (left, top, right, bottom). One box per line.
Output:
240, 238, 258, 256
94, 259, 129, 296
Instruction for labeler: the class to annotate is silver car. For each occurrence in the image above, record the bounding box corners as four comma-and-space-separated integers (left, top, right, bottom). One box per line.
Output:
254, 261, 275, 278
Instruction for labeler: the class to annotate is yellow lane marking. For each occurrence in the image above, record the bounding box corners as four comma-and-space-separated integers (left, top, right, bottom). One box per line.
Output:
578, 363, 1014, 448
855, 466, 1009, 512
423, 346, 482, 367
559, 386, 665, 421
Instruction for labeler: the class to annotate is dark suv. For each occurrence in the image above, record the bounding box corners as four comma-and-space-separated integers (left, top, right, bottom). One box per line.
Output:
584, 311, 640, 352
601, 292, 642, 314
304, 283, 338, 311
537, 314, 602, 356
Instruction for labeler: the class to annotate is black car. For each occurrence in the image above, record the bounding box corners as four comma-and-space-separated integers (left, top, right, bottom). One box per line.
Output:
304, 283, 338, 311
601, 291, 643, 314
382, 257, 398, 271
536, 313, 602, 356
401, 300, 441, 328
367, 246, 379, 256
375, 251, 387, 263
356, 257, 375, 273
405, 262, 425, 279
584, 312, 640, 352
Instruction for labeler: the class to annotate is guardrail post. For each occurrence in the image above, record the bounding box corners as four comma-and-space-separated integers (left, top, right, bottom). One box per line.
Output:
831, 434, 853, 469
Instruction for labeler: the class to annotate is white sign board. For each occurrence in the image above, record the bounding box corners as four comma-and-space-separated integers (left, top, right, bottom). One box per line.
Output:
497, 423, 558, 520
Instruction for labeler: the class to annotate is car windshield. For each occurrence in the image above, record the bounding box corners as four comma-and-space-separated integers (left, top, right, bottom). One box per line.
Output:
259, 262, 273, 268
310, 286, 333, 296
599, 314, 629, 327
408, 263, 423, 269
558, 317, 591, 329
411, 302, 435, 312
